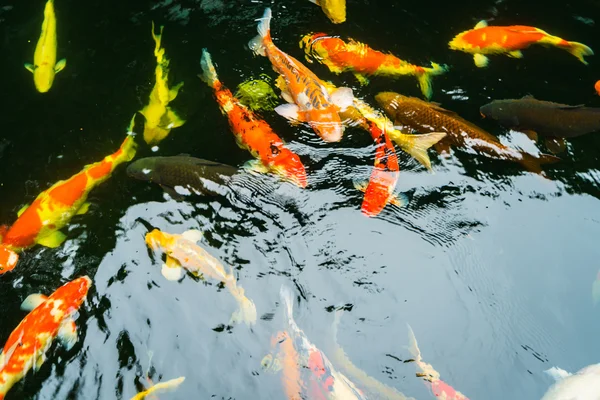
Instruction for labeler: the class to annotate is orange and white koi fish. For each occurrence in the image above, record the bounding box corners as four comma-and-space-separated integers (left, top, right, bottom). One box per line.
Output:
145, 229, 257, 326
249, 8, 354, 143
301, 33, 448, 99
140, 22, 185, 146
407, 325, 470, 400
130, 376, 185, 400
0, 120, 137, 274
199, 49, 307, 188
308, 0, 346, 24
449, 20, 594, 68
262, 285, 366, 400
0, 276, 91, 399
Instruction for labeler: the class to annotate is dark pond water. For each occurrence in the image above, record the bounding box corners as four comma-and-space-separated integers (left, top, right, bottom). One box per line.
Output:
1, 0, 600, 399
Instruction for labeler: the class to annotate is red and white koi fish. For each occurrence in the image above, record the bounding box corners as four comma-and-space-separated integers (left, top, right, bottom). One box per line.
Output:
199, 49, 307, 188
407, 325, 470, 400
449, 20, 593, 68
0, 276, 92, 399
249, 8, 354, 143
301, 33, 448, 99
0, 122, 137, 274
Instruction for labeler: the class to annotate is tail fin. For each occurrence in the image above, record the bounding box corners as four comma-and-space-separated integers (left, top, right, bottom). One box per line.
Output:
0, 245, 19, 275
519, 152, 560, 175
388, 130, 446, 171
563, 41, 594, 65
248, 8, 272, 56
150, 21, 166, 63
199, 49, 219, 88
406, 324, 422, 362
279, 284, 296, 325
230, 288, 258, 326
416, 63, 448, 100
132, 377, 185, 400
545, 367, 571, 382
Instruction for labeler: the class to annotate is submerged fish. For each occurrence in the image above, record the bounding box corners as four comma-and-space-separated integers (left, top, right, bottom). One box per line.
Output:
139, 22, 185, 146
0, 122, 137, 274
480, 96, 600, 139
0, 276, 92, 399
542, 364, 600, 400
25, 0, 66, 93
130, 376, 185, 400
235, 75, 280, 112
199, 49, 307, 188
376, 92, 560, 174
595, 81, 600, 96
249, 8, 354, 143
262, 286, 366, 399
127, 155, 236, 198
449, 20, 593, 68
407, 325, 470, 400
300, 33, 447, 99
145, 229, 257, 326
308, 0, 346, 24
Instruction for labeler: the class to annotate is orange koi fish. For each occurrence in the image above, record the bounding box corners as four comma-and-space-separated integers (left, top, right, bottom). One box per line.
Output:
407, 325, 470, 400
0, 276, 91, 399
449, 20, 593, 68
0, 123, 137, 274
300, 33, 448, 99
199, 49, 307, 188
249, 8, 354, 143
595, 81, 600, 96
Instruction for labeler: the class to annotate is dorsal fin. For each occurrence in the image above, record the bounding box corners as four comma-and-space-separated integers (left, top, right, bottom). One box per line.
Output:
474, 20, 488, 29
21, 294, 48, 311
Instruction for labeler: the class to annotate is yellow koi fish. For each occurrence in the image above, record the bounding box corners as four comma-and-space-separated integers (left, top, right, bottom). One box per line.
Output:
139, 22, 185, 146
24, 0, 66, 93
308, 0, 346, 24
130, 376, 185, 400
145, 229, 257, 326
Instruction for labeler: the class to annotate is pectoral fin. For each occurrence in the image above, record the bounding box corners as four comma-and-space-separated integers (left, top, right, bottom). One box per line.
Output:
353, 73, 370, 85
161, 256, 185, 281
17, 204, 29, 217
474, 54, 489, 68
353, 180, 368, 193
244, 159, 270, 174
168, 82, 184, 101
474, 20, 488, 29
545, 137, 567, 154
390, 192, 410, 207
76, 202, 91, 215
58, 319, 78, 351
508, 50, 523, 58
21, 294, 48, 311
55, 58, 67, 73
165, 108, 185, 129
24, 63, 35, 73
37, 231, 67, 248
330, 87, 354, 111
181, 229, 203, 244
274, 104, 303, 122
34, 353, 47, 372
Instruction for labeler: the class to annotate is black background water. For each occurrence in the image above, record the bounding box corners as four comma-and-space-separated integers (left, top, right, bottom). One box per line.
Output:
1, 0, 600, 399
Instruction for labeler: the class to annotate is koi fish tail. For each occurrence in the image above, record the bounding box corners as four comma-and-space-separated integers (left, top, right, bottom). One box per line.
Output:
230, 286, 258, 326
0, 244, 19, 275
518, 152, 560, 175
131, 377, 185, 400
114, 135, 138, 165
406, 324, 423, 363
279, 284, 296, 326
416, 63, 448, 100
248, 8, 272, 56
390, 130, 446, 171
150, 21, 166, 62
541, 35, 594, 64
199, 49, 220, 89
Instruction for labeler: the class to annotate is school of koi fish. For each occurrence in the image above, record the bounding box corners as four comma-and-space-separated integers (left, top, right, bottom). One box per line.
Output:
1, 0, 600, 399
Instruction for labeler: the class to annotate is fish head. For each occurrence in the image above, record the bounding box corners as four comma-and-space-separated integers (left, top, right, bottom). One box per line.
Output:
308, 109, 344, 143
145, 229, 174, 254
52, 276, 92, 314
319, 0, 346, 24
299, 33, 333, 61
374, 92, 404, 117
33, 65, 55, 93
272, 151, 308, 188
127, 158, 159, 183
0, 245, 19, 275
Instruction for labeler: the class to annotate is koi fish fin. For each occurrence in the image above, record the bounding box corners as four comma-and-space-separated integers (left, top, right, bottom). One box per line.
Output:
131, 377, 186, 400
24, 63, 35, 73
37, 230, 67, 248
393, 131, 446, 171
118, 135, 138, 164
17, 204, 29, 217
181, 229, 203, 243
0, 245, 19, 274
416, 63, 448, 100
20, 294, 49, 311
168, 81, 184, 101
165, 108, 185, 129
274, 104, 303, 122
230, 288, 258, 326
545, 138, 567, 155
473, 53, 489, 68
474, 20, 488, 29
330, 87, 354, 111
55, 58, 67, 73
34, 353, 47, 372
199, 48, 219, 88
58, 318, 78, 351
353, 73, 370, 85
508, 50, 523, 58
518, 152, 561, 175
353, 180, 368, 193
76, 202, 91, 215
281, 90, 294, 103
545, 367, 571, 381
522, 129, 538, 142
248, 8, 272, 57
161, 256, 185, 281
274, 75, 295, 103
308, 0, 319, 4
558, 40, 594, 65
160, 184, 185, 201
244, 159, 271, 174
390, 192, 410, 207
406, 324, 422, 362
261, 352, 283, 373
279, 285, 296, 326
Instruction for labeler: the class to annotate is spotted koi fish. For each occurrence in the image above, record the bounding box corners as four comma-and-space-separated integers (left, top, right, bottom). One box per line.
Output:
0, 276, 91, 399
301, 33, 447, 99
199, 49, 307, 188
249, 8, 354, 143
139, 22, 185, 146
449, 20, 593, 68
407, 325, 470, 400
0, 122, 137, 274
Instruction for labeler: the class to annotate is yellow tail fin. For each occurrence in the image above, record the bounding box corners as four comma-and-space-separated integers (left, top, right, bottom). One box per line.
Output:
519, 152, 560, 175
564, 41, 594, 65
416, 63, 448, 100
387, 130, 446, 170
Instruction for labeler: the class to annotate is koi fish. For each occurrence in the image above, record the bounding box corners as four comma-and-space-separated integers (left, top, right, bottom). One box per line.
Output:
0, 120, 137, 274
595, 80, 600, 96
301, 33, 447, 99
145, 229, 257, 326
249, 8, 354, 143
24, 0, 66, 93
308, 0, 346, 24
262, 285, 366, 400
199, 49, 307, 188
376, 92, 560, 174
449, 20, 593, 68
0, 276, 92, 399
542, 364, 600, 400
140, 22, 185, 146
130, 376, 185, 400
407, 325, 470, 400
